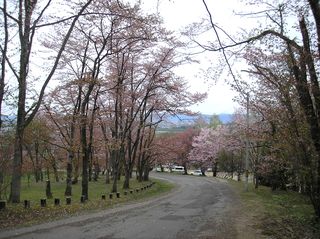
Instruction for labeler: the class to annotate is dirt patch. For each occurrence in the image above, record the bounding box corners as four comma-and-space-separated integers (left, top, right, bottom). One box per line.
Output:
203, 177, 266, 239
257, 216, 319, 239
234, 203, 267, 239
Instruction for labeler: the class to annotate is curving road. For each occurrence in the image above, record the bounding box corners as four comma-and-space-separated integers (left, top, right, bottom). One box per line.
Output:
0, 173, 243, 239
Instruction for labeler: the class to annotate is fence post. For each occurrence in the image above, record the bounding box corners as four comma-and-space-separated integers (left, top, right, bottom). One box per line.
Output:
40, 198, 47, 207
0, 200, 6, 210
80, 195, 86, 203
54, 198, 60, 206
66, 197, 71, 205
24, 200, 30, 209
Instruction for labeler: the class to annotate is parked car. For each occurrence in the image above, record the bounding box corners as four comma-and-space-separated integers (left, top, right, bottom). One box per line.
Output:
190, 170, 203, 176
171, 166, 185, 173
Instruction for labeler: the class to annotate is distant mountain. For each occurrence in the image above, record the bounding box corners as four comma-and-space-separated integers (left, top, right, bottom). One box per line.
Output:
218, 114, 233, 124
157, 113, 233, 129
0, 115, 16, 124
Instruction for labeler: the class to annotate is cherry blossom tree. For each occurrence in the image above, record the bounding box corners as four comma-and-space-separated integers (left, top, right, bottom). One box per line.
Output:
189, 125, 232, 175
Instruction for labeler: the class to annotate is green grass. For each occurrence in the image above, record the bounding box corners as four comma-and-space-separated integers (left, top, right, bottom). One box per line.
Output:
20, 177, 149, 203
229, 180, 320, 238
0, 175, 175, 230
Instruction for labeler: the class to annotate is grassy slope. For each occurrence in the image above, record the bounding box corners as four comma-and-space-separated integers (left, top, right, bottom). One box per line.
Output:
0, 176, 174, 230
229, 180, 320, 239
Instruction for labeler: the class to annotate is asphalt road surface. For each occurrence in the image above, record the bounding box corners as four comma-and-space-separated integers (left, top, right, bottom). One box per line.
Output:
0, 173, 242, 239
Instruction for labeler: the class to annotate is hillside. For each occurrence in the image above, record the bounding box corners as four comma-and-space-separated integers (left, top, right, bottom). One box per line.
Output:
157, 113, 233, 130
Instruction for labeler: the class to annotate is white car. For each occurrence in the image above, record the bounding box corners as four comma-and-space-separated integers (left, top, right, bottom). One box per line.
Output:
171, 166, 185, 173
190, 170, 203, 176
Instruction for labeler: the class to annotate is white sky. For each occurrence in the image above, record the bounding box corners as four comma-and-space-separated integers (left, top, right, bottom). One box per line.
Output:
1, 0, 253, 116
140, 0, 254, 115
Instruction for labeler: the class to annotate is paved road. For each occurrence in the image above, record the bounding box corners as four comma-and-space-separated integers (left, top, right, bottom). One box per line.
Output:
0, 173, 241, 239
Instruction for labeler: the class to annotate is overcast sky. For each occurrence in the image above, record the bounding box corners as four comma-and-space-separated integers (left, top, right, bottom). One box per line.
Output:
140, 0, 254, 115
1, 0, 253, 116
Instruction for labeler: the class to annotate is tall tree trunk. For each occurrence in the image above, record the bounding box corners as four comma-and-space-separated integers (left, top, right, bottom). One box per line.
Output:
80, 113, 89, 200
143, 161, 150, 181
183, 162, 188, 175
123, 165, 130, 189
10, 0, 30, 202
111, 149, 119, 193
10, 81, 26, 203
10, 125, 24, 203
308, 0, 320, 57
212, 161, 218, 177
72, 150, 80, 184
35, 142, 41, 182
105, 149, 110, 184
80, 120, 89, 200
51, 160, 59, 183
88, 150, 92, 182
88, 91, 98, 182
65, 152, 73, 196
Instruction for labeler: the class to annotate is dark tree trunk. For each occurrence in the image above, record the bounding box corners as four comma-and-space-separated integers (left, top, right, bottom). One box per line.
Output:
80, 85, 94, 201
35, 142, 41, 182
123, 166, 130, 189
183, 162, 188, 175
46, 180, 52, 199
212, 162, 218, 177
80, 108, 90, 200
65, 83, 82, 194
88, 158, 92, 182
137, 159, 145, 182
105, 169, 110, 184
11, 116, 24, 203
143, 163, 150, 181
72, 151, 80, 185
254, 173, 259, 189
308, 0, 320, 57
50, 158, 59, 183
65, 152, 73, 196
105, 149, 110, 184
81, 149, 89, 201
111, 150, 119, 193
10, 0, 29, 203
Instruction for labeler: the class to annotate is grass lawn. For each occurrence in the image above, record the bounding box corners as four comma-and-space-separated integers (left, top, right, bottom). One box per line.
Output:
229, 180, 320, 239
0, 175, 174, 230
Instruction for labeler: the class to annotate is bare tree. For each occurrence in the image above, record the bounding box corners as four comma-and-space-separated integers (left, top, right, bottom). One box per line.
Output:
0, 0, 94, 203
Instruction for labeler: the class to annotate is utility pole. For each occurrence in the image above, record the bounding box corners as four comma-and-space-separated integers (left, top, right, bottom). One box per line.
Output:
245, 92, 249, 192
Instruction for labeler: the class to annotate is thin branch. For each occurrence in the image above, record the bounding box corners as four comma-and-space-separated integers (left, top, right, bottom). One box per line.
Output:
0, 7, 19, 23
25, 0, 94, 127
202, 29, 302, 52
0, 45, 19, 80
202, 0, 245, 97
